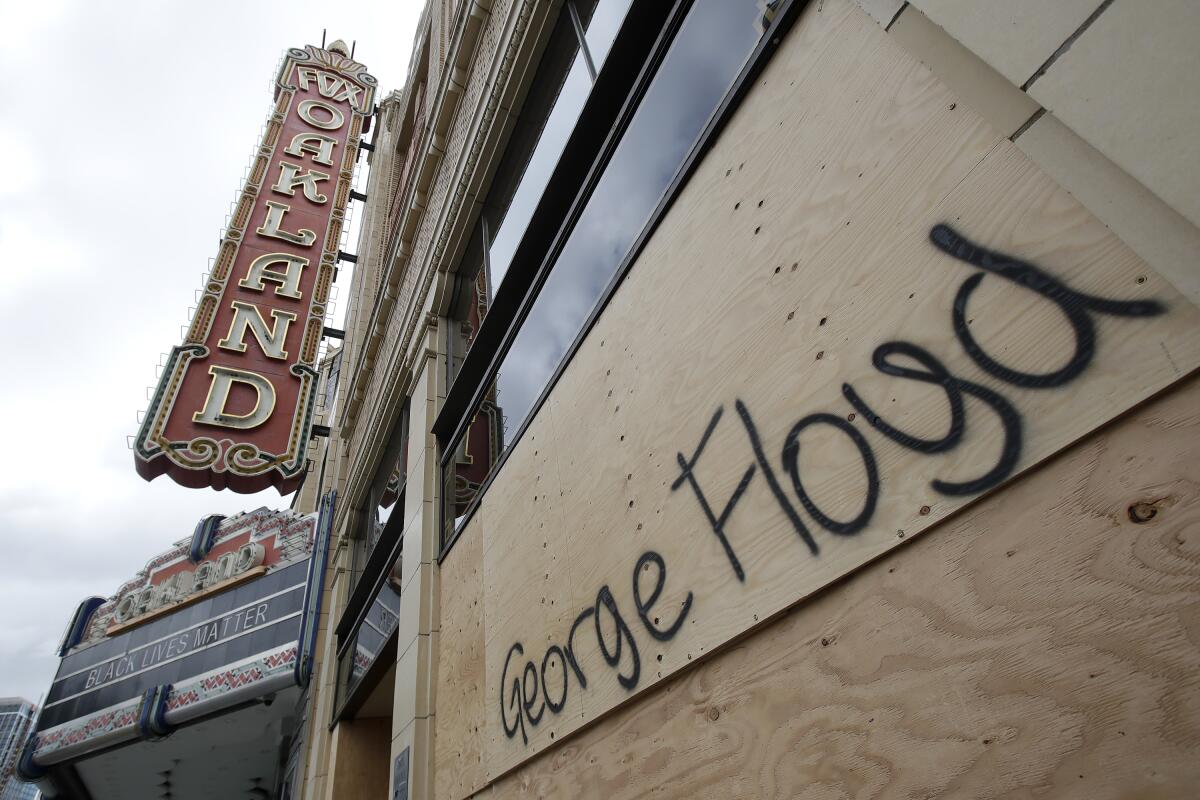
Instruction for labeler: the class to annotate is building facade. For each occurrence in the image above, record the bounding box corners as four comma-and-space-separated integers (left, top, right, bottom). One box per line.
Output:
23, 0, 1200, 798
0, 700, 38, 800
287, 0, 1200, 798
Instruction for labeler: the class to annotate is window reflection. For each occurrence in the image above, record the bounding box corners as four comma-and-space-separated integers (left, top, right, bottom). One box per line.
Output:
372, 403, 409, 550
442, 0, 636, 539
446, 0, 637, 391
489, 0, 632, 291
372, 464, 405, 551
335, 578, 400, 709
582, 0, 631, 66
443, 0, 765, 545
486, 56, 591, 289
445, 377, 503, 531
323, 348, 342, 413
447, 224, 493, 388
350, 399, 409, 587
495, 0, 763, 440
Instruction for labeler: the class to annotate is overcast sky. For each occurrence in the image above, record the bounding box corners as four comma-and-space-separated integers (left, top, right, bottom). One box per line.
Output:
0, 0, 418, 706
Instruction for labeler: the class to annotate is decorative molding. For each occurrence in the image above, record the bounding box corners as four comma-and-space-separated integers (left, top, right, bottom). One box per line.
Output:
164, 644, 298, 719
33, 698, 142, 764
77, 509, 315, 649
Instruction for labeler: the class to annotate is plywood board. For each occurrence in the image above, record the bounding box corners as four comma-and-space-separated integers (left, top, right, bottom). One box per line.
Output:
435, 512, 488, 800
888, 5, 1039, 137
481, 405, 587, 762
1012, 112, 1200, 309
486, 373, 1200, 798
851, 0, 903, 28
436, 0, 1200, 791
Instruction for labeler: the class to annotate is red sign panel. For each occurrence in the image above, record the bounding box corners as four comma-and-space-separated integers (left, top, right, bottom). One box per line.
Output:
135, 44, 376, 493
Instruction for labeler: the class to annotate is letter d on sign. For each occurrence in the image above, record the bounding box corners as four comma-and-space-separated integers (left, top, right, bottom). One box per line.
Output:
193, 365, 276, 429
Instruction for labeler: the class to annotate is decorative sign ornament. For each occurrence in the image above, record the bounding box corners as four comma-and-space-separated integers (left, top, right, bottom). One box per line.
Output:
134, 42, 376, 493
74, 508, 316, 646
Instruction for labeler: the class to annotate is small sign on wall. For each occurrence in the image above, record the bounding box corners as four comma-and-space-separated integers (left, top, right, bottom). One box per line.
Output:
393, 745, 410, 800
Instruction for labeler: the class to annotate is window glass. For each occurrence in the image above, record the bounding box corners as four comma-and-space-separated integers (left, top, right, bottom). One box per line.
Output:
447, 0, 637, 393
446, 8, 584, 389
322, 348, 342, 413
349, 399, 409, 588
446, 224, 492, 389
444, 377, 502, 530
486, 56, 591, 290
334, 579, 400, 710
499, 0, 762, 442
373, 408, 409, 548
488, 0, 632, 291
444, 0, 765, 543
583, 0, 632, 67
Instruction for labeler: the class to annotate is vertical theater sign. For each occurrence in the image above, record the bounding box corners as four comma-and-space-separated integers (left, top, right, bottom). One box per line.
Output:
134, 42, 376, 493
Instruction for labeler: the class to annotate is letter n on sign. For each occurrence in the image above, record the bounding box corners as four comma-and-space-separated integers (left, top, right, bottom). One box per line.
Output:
134, 44, 377, 493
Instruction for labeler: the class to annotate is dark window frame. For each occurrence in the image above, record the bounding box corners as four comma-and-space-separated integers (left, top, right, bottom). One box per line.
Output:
330, 390, 410, 720
329, 616, 398, 727
433, 0, 682, 441
334, 506, 405, 644
436, 0, 809, 560
435, 0, 691, 550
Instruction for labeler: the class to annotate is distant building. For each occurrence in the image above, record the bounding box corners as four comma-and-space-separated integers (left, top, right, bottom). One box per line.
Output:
0, 699, 38, 800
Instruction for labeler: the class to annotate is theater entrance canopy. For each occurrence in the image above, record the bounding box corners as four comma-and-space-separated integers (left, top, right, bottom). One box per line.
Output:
20, 501, 335, 800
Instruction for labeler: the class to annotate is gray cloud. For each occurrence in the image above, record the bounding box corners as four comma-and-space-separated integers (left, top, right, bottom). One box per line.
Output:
0, 0, 419, 704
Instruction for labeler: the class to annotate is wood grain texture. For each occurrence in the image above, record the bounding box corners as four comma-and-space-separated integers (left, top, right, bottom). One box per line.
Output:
484, 373, 1200, 799
326, 717, 392, 799
435, 0, 1200, 791
436, 511, 489, 800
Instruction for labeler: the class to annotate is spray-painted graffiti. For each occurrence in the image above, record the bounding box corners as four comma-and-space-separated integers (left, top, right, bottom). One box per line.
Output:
677, 225, 1164, 580
498, 225, 1165, 745
500, 550, 691, 745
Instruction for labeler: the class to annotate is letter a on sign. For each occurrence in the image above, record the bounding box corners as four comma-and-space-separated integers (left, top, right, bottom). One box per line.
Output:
133, 43, 376, 493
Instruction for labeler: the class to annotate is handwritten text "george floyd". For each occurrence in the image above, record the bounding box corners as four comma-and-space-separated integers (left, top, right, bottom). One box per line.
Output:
498, 225, 1165, 746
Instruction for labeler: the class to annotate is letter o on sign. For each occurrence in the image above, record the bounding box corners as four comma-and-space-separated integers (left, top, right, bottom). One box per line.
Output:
234, 542, 266, 574
298, 99, 345, 130
113, 594, 137, 623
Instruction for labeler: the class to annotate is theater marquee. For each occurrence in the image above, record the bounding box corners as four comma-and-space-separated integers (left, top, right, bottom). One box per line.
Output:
135, 43, 375, 493
29, 502, 336, 774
